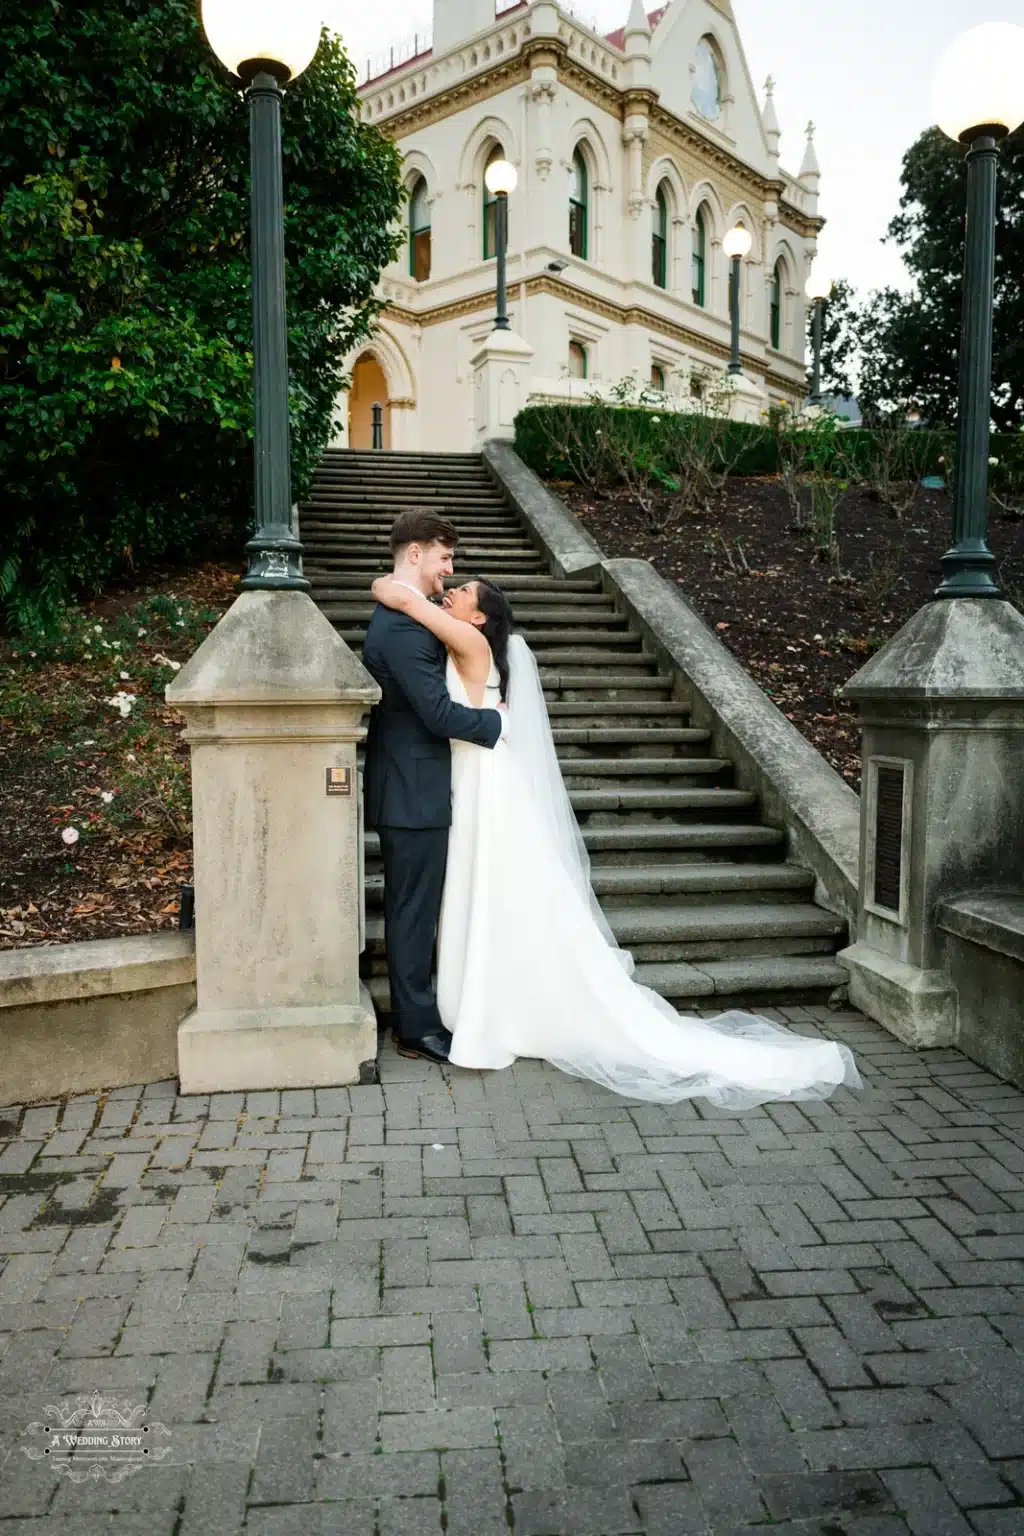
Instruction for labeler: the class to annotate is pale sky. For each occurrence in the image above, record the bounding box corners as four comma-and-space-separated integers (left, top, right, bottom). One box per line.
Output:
325, 0, 1018, 297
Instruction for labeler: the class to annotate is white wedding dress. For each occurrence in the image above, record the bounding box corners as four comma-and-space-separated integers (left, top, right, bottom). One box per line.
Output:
437, 635, 861, 1108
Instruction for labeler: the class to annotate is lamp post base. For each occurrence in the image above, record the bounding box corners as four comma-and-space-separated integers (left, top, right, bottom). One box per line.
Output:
935, 543, 1000, 599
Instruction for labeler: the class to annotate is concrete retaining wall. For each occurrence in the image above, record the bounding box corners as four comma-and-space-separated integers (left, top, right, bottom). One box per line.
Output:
0, 934, 195, 1102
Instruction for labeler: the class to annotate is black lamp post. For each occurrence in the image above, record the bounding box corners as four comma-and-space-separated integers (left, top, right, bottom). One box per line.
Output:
722, 224, 751, 376
484, 158, 518, 332
805, 274, 829, 408
200, 1, 320, 594
931, 23, 1024, 600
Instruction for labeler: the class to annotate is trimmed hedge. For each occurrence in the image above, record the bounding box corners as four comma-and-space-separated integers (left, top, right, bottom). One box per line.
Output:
514, 403, 1024, 491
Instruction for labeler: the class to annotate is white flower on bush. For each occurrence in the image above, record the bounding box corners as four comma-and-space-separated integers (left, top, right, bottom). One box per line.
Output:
100, 791, 115, 805
119, 671, 131, 681
126, 753, 136, 762
152, 652, 182, 671
989, 456, 999, 467
61, 827, 80, 846
138, 627, 147, 637
650, 415, 661, 424
105, 691, 136, 718
93, 624, 103, 634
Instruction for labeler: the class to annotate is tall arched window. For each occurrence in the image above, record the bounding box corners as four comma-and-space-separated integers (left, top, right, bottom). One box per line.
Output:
568, 340, 588, 379
692, 37, 723, 123
651, 184, 668, 289
770, 260, 783, 349
650, 363, 666, 392
569, 147, 588, 259
691, 208, 707, 307
483, 144, 505, 260
408, 176, 431, 282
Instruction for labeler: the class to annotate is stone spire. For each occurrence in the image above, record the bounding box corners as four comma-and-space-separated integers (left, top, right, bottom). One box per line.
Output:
623, 0, 652, 87
625, 0, 651, 38
761, 76, 781, 163
799, 121, 820, 211
800, 121, 820, 184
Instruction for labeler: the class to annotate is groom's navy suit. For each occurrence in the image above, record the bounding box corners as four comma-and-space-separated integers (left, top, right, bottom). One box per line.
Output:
362, 604, 502, 1044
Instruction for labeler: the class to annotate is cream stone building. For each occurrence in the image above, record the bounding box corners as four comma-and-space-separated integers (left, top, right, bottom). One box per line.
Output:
336, 0, 824, 451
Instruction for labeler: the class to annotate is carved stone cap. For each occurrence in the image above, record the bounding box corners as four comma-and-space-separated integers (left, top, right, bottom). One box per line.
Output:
167, 590, 381, 708
843, 598, 1024, 703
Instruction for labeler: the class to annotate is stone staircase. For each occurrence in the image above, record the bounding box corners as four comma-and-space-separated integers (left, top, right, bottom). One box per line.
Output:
299, 449, 848, 1012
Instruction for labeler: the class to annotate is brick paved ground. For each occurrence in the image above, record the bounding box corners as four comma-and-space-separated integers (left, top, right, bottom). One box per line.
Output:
0, 1005, 1023, 1535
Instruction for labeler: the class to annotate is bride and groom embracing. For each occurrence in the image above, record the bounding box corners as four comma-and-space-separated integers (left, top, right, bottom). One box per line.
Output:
361, 508, 861, 1108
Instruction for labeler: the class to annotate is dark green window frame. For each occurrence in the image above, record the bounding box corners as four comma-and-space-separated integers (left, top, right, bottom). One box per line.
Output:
569, 148, 588, 260
770, 260, 783, 349
652, 186, 668, 289
691, 209, 706, 307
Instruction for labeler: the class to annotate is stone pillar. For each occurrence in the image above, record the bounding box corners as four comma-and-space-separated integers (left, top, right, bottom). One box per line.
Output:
472, 328, 535, 443
839, 599, 1024, 1047
167, 591, 381, 1093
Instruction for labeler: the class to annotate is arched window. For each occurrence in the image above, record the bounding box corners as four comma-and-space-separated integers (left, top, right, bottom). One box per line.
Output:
650, 364, 666, 392
691, 208, 707, 307
568, 340, 588, 379
770, 260, 783, 349
483, 144, 505, 260
569, 147, 588, 259
692, 37, 723, 122
651, 184, 668, 289
408, 176, 431, 282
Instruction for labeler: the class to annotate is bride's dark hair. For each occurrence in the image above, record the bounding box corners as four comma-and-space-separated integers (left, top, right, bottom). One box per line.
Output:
473, 578, 514, 701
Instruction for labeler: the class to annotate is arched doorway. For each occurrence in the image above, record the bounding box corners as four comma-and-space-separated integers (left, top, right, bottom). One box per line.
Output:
348, 352, 391, 449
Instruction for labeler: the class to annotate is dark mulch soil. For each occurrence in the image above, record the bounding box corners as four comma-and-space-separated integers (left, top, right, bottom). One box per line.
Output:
0, 563, 240, 951
561, 478, 1024, 789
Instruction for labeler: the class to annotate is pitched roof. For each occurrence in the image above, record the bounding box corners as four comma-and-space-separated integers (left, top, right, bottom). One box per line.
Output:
604, 6, 667, 51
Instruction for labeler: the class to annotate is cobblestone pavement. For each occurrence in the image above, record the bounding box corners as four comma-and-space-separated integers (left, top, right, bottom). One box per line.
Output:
0, 1006, 1023, 1535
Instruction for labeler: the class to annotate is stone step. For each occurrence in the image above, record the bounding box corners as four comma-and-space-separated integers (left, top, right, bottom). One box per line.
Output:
329, 626, 643, 655
590, 863, 812, 906
633, 955, 848, 1003
304, 570, 597, 593
560, 758, 731, 787
362, 822, 784, 863
361, 905, 843, 965
302, 491, 507, 508
552, 728, 707, 749
362, 862, 810, 911
601, 901, 845, 952
546, 701, 690, 719
308, 601, 623, 627
570, 787, 756, 814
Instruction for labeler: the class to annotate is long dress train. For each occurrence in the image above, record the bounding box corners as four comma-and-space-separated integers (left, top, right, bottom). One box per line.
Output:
436, 639, 860, 1109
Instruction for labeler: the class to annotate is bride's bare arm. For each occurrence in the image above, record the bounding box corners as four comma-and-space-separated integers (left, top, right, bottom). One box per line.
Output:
370, 577, 489, 668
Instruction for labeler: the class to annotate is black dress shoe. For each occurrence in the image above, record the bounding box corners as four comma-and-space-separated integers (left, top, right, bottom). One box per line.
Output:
395, 1031, 451, 1064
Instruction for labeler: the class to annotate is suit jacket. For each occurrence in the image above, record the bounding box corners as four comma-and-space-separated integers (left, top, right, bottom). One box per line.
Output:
362, 604, 503, 829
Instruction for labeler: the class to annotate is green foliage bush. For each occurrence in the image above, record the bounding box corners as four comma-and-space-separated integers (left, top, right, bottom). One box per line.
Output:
0, 1, 405, 631
515, 406, 1024, 492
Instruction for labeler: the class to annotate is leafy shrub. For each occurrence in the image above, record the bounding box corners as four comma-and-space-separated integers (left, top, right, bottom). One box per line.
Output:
0, 4, 405, 632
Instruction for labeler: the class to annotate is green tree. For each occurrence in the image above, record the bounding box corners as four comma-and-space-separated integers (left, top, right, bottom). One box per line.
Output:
805, 277, 859, 401
857, 124, 1024, 429
0, 0, 405, 628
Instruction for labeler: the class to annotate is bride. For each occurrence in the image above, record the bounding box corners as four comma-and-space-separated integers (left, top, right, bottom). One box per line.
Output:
369, 573, 861, 1109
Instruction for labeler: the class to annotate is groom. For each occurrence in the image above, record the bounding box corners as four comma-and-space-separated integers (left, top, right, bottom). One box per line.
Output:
362, 509, 506, 1063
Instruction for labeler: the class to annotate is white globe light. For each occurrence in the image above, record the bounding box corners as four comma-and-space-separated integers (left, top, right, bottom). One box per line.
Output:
484, 159, 518, 196
931, 23, 1024, 142
722, 223, 753, 259
806, 271, 831, 300
201, 0, 324, 81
